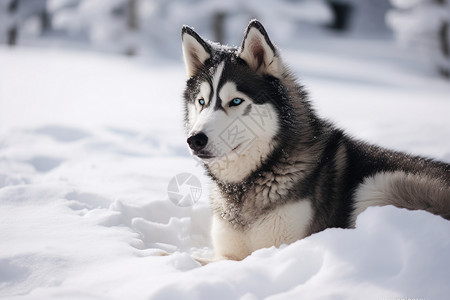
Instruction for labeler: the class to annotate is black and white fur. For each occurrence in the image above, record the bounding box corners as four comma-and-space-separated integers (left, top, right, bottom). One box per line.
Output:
181, 20, 450, 262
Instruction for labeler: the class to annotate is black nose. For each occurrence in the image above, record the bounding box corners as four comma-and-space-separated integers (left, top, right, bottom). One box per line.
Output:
187, 132, 208, 152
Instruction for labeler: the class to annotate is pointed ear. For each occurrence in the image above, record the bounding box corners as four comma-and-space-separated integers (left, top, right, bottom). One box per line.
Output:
239, 20, 280, 76
182, 26, 211, 77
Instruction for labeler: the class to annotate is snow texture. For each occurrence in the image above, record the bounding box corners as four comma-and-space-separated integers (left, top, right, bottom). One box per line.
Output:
1, 33, 450, 299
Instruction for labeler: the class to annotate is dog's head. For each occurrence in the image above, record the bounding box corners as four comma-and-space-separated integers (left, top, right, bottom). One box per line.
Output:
181, 20, 287, 183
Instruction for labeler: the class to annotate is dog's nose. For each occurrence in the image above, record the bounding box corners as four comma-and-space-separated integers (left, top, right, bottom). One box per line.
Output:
187, 132, 208, 152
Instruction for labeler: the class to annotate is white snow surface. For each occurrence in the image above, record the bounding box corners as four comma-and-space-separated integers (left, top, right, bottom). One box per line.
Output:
1, 38, 450, 300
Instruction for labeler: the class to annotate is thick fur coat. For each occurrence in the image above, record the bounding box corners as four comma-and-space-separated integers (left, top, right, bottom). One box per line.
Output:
181, 20, 450, 261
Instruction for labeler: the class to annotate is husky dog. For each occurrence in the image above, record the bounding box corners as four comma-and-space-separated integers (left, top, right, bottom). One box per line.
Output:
181, 20, 450, 261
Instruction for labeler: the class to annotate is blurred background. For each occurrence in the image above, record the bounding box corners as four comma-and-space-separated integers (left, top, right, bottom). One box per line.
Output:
0, 0, 449, 79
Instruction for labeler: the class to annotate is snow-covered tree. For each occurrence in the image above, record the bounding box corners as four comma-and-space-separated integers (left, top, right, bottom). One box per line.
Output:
331, 0, 392, 36
166, 0, 333, 46
387, 0, 450, 78
48, 0, 333, 57
0, 0, 50, 46
0, 0, 18, 45
49, 0, 140, 55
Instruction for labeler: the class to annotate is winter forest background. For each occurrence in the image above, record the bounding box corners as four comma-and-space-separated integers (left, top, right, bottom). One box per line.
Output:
1, 1, 450, 299
1, 0, 450, 77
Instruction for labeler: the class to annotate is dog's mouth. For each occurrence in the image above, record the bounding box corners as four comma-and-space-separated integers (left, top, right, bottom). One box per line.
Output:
191, 148, 216, 160
193, 144, 242, 161
195, 152, 215, 160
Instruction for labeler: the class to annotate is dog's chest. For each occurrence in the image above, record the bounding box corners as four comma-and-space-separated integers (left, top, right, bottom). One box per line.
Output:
244, 200, 313, 251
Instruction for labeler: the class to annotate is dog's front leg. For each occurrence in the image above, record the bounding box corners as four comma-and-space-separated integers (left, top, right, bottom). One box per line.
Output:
210, 214, 251, 262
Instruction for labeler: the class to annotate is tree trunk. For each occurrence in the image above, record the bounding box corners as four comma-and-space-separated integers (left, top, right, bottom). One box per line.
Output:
326, 0, 353, 31
125, 0, 138, 56
213, 12, 226, 44
127, 0, 138, 31
436, 0, 449, 78
7, 0, 19, 46
438, 21, 449, 78
40, 9, 51, 32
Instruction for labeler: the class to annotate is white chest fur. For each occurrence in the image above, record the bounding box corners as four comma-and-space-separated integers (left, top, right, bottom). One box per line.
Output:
211, 200, 313, 261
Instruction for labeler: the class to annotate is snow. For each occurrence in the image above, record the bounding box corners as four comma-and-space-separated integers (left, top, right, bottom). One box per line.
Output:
1, 34, 450, 299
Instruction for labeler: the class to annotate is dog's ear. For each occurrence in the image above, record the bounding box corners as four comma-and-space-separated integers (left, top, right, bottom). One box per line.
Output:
239, 20, 281, 76
182, 26, 211, 77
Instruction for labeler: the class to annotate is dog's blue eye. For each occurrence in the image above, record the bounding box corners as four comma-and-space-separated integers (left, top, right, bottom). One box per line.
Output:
229, 98, 244, 107
198, 99, 205, 106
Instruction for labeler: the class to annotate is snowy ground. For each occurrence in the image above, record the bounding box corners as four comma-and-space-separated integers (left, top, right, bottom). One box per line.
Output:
1, 37, 450, 300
